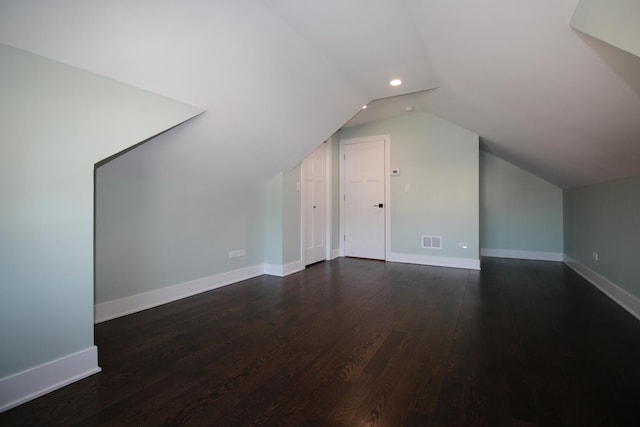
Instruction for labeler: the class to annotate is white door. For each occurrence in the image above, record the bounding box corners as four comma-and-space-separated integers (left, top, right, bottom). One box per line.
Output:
303, 143, 326, 265
343, 139, 386, 259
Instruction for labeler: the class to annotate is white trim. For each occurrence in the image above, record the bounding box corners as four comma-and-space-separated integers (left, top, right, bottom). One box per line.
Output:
387, 252, 481, 270
330, 248, 341, 260
564, 256, 640, 321
339, 141, 344, 255
325, 137, 333, 261
384, 138, 391, 260
300, 149, 307, 266
263, 263, 283, 276
339, 134, 391, 260
481, 248, 563, 262
264, 260, 304, 277
95, 264, 264, 323
283, 260, 304, 276
95, 261, 312, 323
0, 346, 100, 413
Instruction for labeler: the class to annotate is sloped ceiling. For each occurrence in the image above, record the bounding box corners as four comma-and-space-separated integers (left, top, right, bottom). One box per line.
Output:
1, 0, 639, 188
350, 0, 640, 188
571, 0, 640, 58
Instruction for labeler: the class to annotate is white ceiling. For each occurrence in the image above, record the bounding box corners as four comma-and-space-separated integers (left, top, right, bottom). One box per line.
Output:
1, 0, 639, 188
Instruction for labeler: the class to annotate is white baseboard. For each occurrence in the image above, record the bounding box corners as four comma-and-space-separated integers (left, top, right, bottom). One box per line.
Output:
330, 249, 341, 260
282, 260, 304, 276
96, 262, 310, 323
564, 256, 640, 321
481, 248, 563, 262
95, 264, 265, 323
0, 346, 100, 413
387, 252, 480, 270
264, 260, 304, 277
263, 263, 282, 276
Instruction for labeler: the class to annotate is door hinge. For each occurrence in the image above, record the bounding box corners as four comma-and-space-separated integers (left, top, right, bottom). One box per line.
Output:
344, 235, 346, 241
344, 154, 346, 160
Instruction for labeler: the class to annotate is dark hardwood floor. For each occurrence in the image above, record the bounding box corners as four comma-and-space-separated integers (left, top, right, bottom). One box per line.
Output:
2, 257, 640, 426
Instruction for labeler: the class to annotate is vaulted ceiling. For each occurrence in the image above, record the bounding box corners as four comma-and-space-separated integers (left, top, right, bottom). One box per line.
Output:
1, 0, 639, 188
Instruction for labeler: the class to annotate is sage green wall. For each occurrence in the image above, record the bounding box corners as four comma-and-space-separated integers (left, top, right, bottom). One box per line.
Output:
262, 164, 301, 266
480, 151, 563, 253
263, 173, 284, 265
96, 162, 299, 307
564, 175, 640, 299
282, 164, 302, 264
0, 44, 202, 378
95, 173, 264, 303
339, 111, 479, 261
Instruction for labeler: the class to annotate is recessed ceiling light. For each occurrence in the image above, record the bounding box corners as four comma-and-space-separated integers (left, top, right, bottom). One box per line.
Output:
362, 105, 368, 109
390, 79, 402, 86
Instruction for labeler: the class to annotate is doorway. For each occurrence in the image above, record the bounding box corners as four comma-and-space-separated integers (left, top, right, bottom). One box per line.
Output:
340, 135, 390, 260
302, 142, 328, 265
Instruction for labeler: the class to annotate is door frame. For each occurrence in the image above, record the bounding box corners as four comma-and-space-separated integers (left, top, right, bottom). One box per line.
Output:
339, 134, 391, 259
300, 140, 333, 266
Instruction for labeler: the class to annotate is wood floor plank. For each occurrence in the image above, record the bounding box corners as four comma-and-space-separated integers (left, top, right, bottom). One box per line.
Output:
2, 257, 640, 426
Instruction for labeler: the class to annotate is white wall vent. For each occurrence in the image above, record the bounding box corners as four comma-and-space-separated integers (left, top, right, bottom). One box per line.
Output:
422, 235, 442, 249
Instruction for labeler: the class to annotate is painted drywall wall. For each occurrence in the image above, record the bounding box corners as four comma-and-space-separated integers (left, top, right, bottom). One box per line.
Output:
480, 151, 563, 258
263, 165, 302, 267
263, 173, 284, 266
564, 175, 640, 299
95, 173, 264, 303
339, 111, 479, 263
571, 0, 640, 58
96, 158, 299, 312
283, 164, 302, 264
0, 44, 202, 379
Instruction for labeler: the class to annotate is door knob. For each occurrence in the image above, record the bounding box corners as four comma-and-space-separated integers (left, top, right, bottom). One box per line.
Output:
373, 203, 384, 208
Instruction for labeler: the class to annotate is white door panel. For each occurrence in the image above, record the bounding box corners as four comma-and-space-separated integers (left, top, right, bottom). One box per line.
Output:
303, 144, 326, 265
343, 139, 385, 259
312, 180, 325, 249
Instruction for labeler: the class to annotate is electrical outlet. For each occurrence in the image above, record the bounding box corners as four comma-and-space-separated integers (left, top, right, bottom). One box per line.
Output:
229, 249, 246, 258
593, 252, 598, 261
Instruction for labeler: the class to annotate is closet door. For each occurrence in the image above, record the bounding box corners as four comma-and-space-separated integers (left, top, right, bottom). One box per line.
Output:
303, 143, 326, 265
